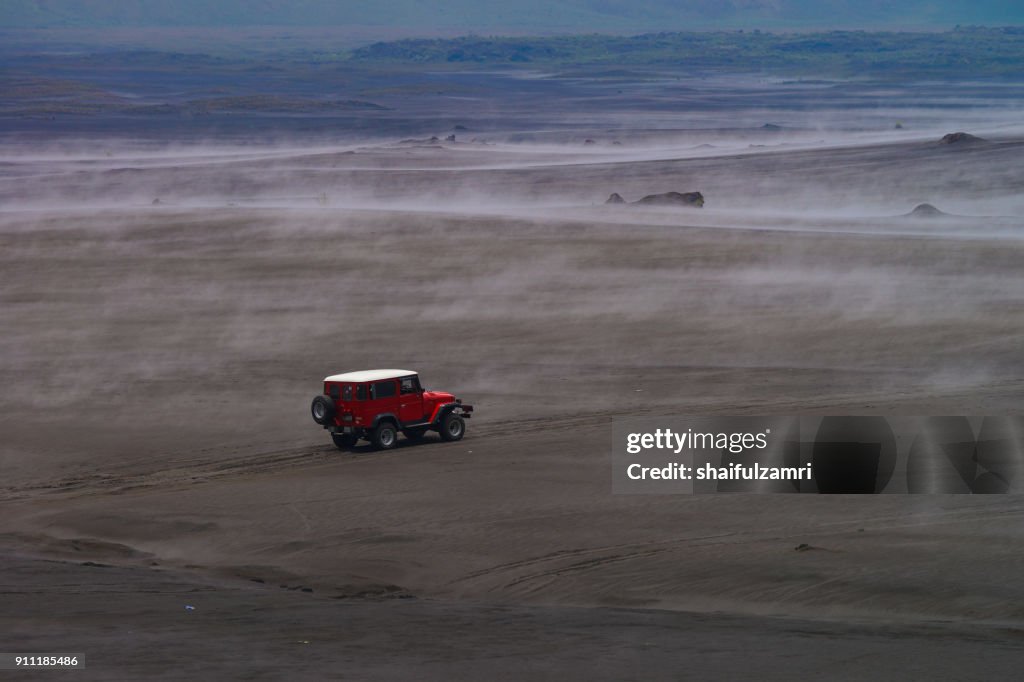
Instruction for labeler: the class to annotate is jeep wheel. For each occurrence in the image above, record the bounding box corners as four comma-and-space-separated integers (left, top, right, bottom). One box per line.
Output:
311, 395, 336, 425
331, 433, 359, 450
439, 413, 465, 442
371, 422, 398, 450
404, 427, 428, 441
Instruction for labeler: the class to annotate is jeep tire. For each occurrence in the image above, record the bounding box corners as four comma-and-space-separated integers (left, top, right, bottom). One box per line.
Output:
331, 432, 359, 450
371, 422, 399, 450
439, 413, 465, 442
311, 395, 336, 425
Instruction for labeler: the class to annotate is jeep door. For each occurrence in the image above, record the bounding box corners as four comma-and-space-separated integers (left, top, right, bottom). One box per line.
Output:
398, 375, 425, 424
370, 378, 401, 423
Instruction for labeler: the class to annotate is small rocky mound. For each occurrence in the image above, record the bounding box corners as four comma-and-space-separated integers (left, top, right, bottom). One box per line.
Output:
583, 139, 596, 146
634, 191, 705, 208
939, 132, 987, 146
905, 203, 949, 218
605, 191, 704, 207
398, 136, 441, 145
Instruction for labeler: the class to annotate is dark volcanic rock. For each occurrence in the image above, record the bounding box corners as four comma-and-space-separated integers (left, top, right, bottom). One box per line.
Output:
399, 136, 442, 145
939, 132, 987, 146
905, 203, 949, 218
633, 191, 704, 208
604, 191, 705, 207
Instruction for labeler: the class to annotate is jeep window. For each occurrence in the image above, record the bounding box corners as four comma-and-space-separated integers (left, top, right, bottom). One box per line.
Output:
371, 380, 397, 399
356, 384, 367, 400
329, 384, 340, 400
341, 384, 353, 401
400, 376, 421, 394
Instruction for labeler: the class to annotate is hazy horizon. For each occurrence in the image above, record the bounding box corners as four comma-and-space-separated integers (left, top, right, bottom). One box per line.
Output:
3, 0, 1024, 34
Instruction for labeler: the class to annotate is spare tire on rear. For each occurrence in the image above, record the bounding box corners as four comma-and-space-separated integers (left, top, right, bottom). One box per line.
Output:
310, 395, 336, 425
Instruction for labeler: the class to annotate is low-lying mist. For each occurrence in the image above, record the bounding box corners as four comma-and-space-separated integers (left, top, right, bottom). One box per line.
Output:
2, 72, 1023, 484
3, 127, 1024, 219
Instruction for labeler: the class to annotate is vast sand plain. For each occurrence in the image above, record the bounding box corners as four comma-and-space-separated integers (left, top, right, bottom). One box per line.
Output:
3, 73, 1024, 678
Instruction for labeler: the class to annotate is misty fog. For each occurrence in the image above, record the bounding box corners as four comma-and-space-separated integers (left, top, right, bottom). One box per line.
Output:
3, 74, 1023, 487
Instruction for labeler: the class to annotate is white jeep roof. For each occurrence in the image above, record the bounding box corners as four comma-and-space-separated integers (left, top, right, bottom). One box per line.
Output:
323, 369, 417, 383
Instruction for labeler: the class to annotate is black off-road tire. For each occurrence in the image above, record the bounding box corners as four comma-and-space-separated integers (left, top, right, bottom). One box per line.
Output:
331, 433, 359, 450
439, 413, 465, 442
403, 427, 428, 441
371, 422, 399, 450
311, 395, 336, 425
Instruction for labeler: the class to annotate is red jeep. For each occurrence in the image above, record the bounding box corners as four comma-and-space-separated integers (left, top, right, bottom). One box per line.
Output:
310, 369, 474, 450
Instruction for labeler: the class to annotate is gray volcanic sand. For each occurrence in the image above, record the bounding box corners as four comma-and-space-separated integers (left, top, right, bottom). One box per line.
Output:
3, 74, 1024, 678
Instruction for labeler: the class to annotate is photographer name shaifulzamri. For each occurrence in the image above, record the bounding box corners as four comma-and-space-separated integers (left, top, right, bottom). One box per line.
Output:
626, 461, 813, 481
624, 427, 811, 481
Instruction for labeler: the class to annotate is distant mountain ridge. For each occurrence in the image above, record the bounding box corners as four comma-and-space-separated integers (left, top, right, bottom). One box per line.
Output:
344, 27, 1024, 77
3, 0, 1023, 30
